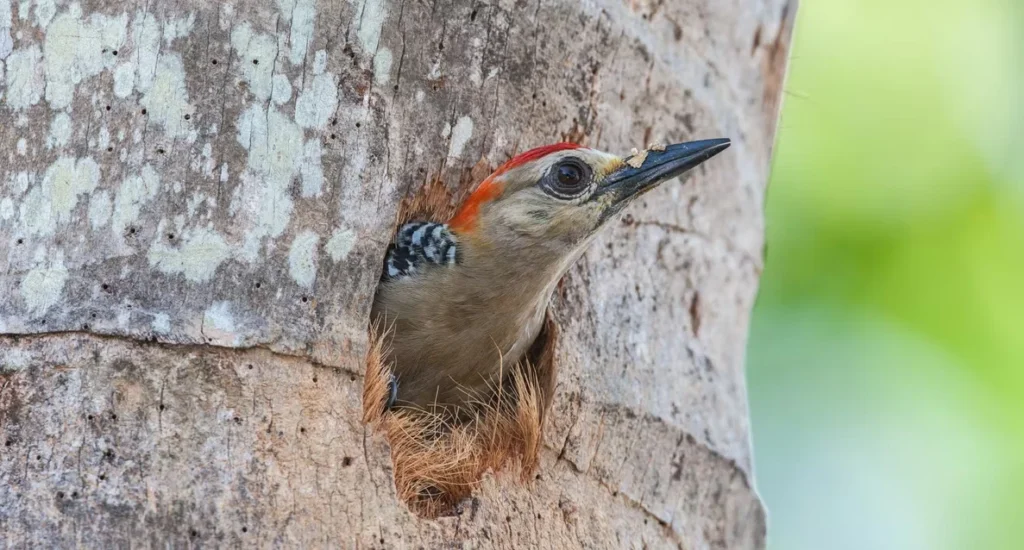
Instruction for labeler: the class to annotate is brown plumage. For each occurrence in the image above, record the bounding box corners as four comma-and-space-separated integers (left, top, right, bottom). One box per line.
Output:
362, 316, 551, 517
373, 139, 730, 413
365, 139, 729, 515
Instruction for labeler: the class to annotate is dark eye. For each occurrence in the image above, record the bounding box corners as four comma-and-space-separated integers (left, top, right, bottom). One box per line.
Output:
557, 164, 582, 187
544, 159, 592, 199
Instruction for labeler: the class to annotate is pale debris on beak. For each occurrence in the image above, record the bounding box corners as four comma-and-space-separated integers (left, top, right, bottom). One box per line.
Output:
593, 138, 731, 221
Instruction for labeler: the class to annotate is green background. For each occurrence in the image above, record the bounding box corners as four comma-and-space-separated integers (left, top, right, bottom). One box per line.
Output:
747, 0, 1023, 548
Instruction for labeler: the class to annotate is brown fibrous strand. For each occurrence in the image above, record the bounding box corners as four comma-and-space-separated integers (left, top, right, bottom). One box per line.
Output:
363, 321, 549, 518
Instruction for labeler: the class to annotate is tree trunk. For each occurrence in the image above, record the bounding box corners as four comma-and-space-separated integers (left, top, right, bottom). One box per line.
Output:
0, 0, 793, 547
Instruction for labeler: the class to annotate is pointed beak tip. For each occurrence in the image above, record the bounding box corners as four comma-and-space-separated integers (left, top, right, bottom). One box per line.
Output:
679, 137, 732, 166
651, 137, 733, 171
695, 137, 731, 155
709, 138, 730, 158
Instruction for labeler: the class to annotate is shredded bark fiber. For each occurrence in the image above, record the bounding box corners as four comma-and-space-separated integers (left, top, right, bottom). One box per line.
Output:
363, 323, 549, 517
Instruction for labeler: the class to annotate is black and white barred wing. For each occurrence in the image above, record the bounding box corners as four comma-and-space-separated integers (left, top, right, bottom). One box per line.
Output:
382, 222, 459, 280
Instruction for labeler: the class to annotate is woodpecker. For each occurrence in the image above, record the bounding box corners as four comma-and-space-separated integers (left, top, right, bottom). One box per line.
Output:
373, 139, 730, 412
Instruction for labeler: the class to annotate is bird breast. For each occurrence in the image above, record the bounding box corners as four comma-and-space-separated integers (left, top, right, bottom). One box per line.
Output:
373, 264, 552, 410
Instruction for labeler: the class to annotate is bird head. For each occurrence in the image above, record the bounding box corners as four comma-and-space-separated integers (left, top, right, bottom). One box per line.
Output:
448, 139, 731, 267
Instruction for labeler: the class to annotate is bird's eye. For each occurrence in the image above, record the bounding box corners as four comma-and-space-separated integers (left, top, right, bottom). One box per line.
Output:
557, 164, 582, 187
544, 159, 592, 199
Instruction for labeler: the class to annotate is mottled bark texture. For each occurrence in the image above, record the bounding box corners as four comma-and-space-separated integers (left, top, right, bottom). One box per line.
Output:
0, 0, 793, 547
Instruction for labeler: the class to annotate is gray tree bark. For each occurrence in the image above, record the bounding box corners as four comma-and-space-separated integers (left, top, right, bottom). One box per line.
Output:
0, 0, 793, 547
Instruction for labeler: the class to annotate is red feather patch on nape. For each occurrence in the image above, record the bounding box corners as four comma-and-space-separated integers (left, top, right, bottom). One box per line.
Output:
449, 142, 582, 232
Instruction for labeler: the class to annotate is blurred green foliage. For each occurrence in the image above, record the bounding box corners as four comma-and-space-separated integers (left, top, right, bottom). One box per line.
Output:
747, 0, 1023, 548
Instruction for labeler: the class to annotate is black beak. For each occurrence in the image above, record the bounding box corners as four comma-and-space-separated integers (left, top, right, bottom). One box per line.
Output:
595, 138, 731, 216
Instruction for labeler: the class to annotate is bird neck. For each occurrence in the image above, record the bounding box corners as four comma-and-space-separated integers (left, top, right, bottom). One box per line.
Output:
455, 229, 581, 313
